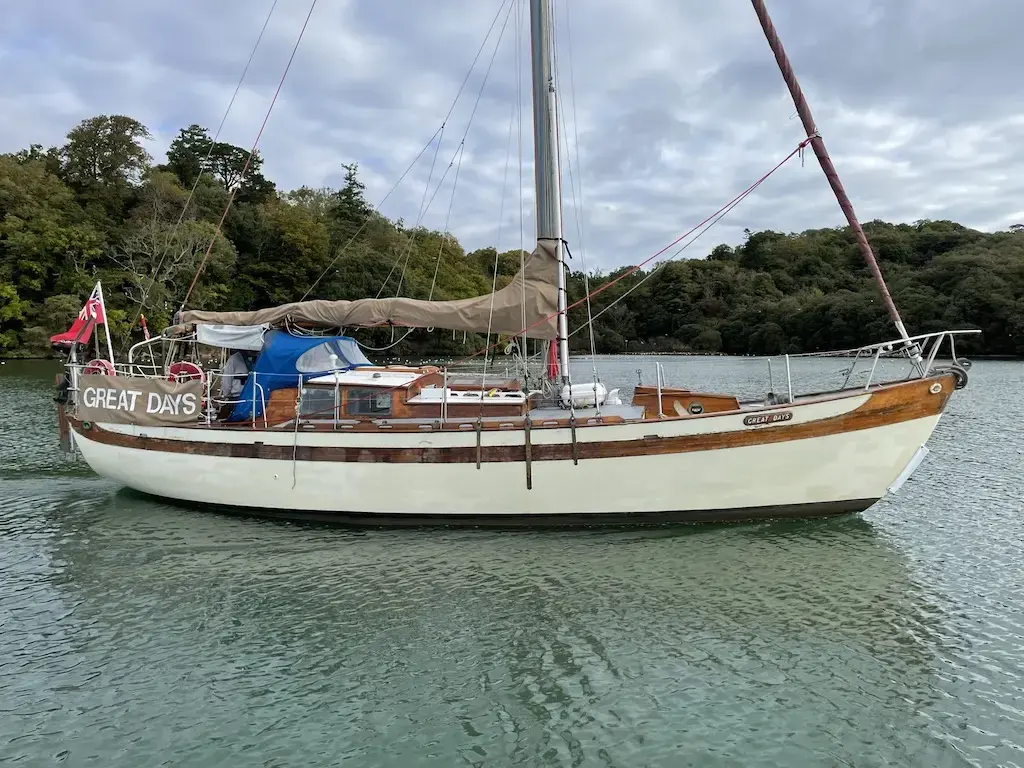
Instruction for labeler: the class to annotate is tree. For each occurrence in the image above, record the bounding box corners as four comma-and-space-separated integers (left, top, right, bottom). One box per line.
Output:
283, 186, 335, 221
0, 283, 29, 353
329, 163, 372, 246
692, 328, 723, 353
60, 115, 152, 187
12, 144, 62, 175
231, 199, 330, 307
0, 155, 103, 353
164, 124, 210, 188
163, 124, 275, 203
107, 171, 237, 333
208, 141, 275, 203
2, 113, 1023, 360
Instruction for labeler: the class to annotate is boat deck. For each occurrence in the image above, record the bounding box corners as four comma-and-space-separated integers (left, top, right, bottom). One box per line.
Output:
528, 404, 644, 421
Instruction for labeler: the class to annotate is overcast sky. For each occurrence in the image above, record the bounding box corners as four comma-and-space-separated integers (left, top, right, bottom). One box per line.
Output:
2, 0, 1021, 271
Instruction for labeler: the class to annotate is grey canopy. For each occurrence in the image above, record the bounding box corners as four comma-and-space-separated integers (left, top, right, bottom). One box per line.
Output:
174, 240, 559, 339
195, 323, 268, 351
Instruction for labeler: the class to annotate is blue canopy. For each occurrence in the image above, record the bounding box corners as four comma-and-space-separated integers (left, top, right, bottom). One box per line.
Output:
228, 330, 372, 422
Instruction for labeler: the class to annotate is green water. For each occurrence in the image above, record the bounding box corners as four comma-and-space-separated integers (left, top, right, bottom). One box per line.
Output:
1, 357, 1022, 767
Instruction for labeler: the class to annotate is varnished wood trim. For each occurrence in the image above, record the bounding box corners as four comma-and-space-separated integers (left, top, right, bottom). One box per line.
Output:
70, 374, 955, 465
632, 386, 741, 418
213, 413, 629, 432
264, 388, 298, 426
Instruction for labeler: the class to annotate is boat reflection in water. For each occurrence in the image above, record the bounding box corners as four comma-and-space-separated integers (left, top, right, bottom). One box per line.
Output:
39, 501, 962, 766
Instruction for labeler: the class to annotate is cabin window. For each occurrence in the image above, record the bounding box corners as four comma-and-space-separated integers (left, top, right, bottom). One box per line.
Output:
346, 388, 392, 417
295, 339, 373, 372
296, 343, 344, 373
299, 387, 337, 419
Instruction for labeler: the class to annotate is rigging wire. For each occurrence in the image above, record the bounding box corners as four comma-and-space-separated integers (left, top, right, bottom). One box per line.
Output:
353, 327, 417, 351
515, 0, 528, 371
438, 0, 517, 132
301, 125, 441, 301
568, 183, 752, 337
376, 125, 447, 298
303, 0, 514, 303
552, 0, 600, 383
180, 0, 319, 312
352, 1, 516, 354
427, 1, 517, 303
478, 45, 523, 410
387, 0, 515, 303
453, 137, 814, 366
375, 137, 448, 300
547, 0, 576, 418
426, 143, 466, 301
121, 0, 279, 351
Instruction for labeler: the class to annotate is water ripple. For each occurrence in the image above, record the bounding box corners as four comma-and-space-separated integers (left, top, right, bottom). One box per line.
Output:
0, 358, 1021, 767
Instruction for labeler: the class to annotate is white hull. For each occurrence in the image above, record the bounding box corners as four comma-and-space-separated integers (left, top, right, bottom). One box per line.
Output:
68, 385, 945, 523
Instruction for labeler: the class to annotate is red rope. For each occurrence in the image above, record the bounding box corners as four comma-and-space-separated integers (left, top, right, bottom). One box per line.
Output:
454, 137, 813, 365
180, 0, 319, 312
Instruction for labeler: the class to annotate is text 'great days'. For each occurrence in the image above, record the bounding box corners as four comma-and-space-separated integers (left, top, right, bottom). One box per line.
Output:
80, 385, 199, 417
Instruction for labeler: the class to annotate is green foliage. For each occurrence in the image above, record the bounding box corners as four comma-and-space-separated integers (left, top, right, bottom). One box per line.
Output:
1, 114, 1022, 359
230, 198, 328, 307
162, 124, 275, 203
61, 115, 152, 188
107, 170, 237, 334
566, 219, 1024, 358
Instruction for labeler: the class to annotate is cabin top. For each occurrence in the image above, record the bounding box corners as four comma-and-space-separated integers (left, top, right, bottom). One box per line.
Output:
406, 387, 528, 404
305, 367, 428, 389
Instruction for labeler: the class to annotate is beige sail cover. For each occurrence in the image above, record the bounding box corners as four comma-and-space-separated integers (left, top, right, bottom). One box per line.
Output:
177, 240, 559, 339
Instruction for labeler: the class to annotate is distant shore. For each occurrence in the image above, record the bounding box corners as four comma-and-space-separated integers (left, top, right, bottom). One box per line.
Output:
2, 352, 1019, 363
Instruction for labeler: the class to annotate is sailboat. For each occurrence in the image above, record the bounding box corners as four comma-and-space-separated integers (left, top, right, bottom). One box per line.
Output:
58, 0, 976, 525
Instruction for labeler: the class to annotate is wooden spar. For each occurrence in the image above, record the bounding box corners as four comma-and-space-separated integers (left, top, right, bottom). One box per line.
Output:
749, 0, 910, 342
570, 414, 578, 465
524, 415, 533, 490
476, 417, 483, 469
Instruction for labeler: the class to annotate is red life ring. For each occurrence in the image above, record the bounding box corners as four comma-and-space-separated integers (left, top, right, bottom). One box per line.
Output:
168, 361, 206, 384
168, 361, 209, 420
83, 359, 115, 375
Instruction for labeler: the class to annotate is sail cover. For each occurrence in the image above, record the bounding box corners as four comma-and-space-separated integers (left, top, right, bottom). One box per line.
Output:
175, 240, 559, 339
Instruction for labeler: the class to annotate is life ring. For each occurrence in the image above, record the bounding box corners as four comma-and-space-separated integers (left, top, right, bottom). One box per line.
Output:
168, 361, 209, 421
83, 359, 115, 376
168, 361, 206, 384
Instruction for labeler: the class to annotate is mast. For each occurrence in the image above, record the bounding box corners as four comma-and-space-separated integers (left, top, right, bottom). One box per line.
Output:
749, 0, 911, 343
529, 0, 570, 382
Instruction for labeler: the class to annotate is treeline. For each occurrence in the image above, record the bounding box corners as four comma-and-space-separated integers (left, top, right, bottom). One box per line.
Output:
1, 114, 1021, 359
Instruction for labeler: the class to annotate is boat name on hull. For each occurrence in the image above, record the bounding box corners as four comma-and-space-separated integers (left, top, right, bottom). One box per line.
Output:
743, 411, 793, 427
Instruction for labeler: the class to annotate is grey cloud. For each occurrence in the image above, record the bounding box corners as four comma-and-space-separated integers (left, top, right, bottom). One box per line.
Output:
0, 0, 1021, 275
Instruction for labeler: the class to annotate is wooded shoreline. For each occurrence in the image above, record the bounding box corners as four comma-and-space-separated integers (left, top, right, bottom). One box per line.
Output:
2, 114, 1021, 361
